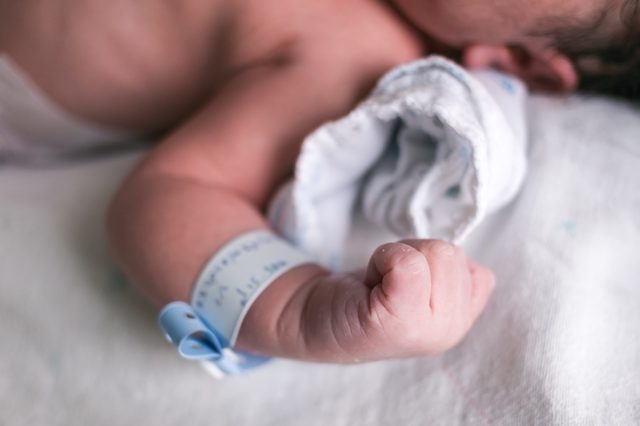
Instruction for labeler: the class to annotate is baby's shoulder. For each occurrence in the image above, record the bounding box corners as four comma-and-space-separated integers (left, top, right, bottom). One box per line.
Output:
295, 0, 425, 73
248, 0, 426, 110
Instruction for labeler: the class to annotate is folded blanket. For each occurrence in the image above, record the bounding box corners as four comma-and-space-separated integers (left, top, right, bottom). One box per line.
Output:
268, 56, 528, 270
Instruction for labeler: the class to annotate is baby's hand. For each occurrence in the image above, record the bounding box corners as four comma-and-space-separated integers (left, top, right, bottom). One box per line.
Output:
287, 240, 495, 362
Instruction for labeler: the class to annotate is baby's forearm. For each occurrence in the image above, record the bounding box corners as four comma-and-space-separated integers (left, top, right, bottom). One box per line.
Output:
106, 60, 372, 361
106, 60, 495, 365
107, 168, 328, 358
108, 168, 495, 363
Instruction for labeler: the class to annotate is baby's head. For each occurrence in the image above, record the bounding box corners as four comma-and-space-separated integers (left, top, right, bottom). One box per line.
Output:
393, 0, 639, 101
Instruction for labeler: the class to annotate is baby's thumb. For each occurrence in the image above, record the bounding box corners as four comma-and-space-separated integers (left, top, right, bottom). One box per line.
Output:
364, 243, 431, 317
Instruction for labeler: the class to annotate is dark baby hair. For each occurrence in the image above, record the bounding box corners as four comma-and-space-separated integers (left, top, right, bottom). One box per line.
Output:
558, 0, 639, 101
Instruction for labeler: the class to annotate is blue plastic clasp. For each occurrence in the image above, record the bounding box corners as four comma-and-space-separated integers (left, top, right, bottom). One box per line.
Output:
158, 302, 270, 378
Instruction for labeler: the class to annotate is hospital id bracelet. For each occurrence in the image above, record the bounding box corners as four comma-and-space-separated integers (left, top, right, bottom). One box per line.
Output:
158, 230, 313, 377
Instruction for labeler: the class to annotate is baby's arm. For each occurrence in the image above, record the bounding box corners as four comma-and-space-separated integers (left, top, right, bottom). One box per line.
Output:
108, 59, 495, 363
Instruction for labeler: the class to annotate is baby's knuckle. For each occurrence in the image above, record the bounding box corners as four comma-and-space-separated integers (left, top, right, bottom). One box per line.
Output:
398, 238, 432, 252
397, 249, 426, 268
398, 239, 454, 261
438, 240, 461, 255
378, 242, 423, 264
412, 240, 458, 260
374, 242, 405, 259
375, 242, 399, 253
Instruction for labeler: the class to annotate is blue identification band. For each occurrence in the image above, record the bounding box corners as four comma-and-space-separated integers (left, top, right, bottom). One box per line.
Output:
159, 302, 271, 377
158, 230, 313, 377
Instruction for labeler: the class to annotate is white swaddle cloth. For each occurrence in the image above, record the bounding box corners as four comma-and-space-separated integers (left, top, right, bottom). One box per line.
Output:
268, 56, 528, 270
0, 54, 139, 165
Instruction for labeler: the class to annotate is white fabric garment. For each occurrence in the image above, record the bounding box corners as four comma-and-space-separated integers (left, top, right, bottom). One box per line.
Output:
0, 55, 136, 161
268, 56, 528, 270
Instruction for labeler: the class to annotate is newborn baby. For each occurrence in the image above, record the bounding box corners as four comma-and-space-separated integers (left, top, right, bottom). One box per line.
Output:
2, 0, 637, 365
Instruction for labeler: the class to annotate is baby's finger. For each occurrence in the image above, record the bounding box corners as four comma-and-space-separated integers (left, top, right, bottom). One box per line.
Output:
364, 242, 431, 317
399, 239, 467, 317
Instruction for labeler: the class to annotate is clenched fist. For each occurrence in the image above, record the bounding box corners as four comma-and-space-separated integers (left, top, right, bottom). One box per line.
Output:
236, 240, 495, 363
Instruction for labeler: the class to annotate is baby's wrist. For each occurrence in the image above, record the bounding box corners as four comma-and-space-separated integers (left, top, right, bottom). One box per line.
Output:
233, 263, 328, 359
157, 228, 329, 374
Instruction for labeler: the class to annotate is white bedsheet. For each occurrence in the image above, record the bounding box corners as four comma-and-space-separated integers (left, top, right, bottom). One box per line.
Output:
1, 95, 639, 425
